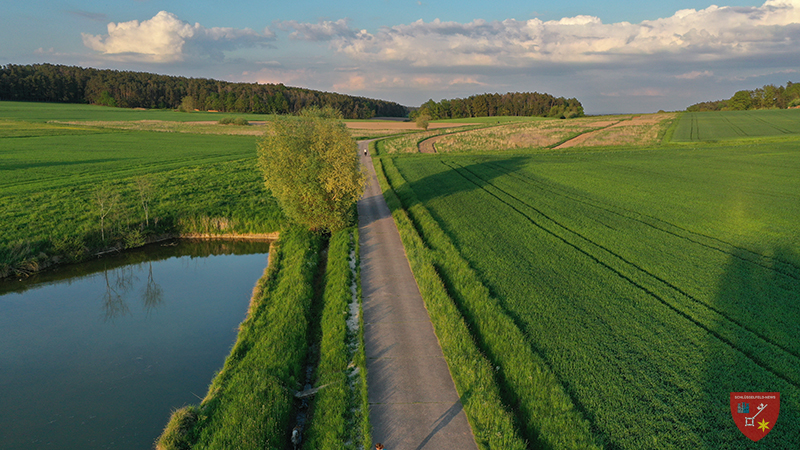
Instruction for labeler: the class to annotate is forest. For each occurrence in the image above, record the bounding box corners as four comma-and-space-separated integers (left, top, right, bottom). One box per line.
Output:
411, 92, 584, 120
0, 63, 408, 119
687, 81, 800, 112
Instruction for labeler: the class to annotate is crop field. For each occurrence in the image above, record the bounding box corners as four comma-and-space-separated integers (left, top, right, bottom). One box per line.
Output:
381, 139, 800, 448
672, 109, 800, 141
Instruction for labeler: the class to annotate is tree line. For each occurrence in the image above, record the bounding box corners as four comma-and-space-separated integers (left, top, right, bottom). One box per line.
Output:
0, 63, 408, 119
411, 92, 584, 120
687, 81, 800, 112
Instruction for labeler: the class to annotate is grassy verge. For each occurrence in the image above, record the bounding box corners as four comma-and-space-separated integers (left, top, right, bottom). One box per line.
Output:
303, 227, 370, 449
371, 155, 526, 449
157, 226, 321, 449
376, 154, 602, 449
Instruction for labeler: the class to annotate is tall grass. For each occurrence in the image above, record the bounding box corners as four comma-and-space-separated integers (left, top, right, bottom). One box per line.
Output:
303, 227, 370, 449
157, 226, 321, 449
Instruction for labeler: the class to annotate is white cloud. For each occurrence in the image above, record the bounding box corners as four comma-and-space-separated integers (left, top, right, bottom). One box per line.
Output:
331, 71, 488, 94
324, 0, 800, 67
676, 70, 714, 79
82, 11, 274, 62
277, 19, 356, 41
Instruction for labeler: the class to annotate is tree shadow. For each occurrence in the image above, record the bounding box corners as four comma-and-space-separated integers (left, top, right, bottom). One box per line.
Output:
701, 246, 800, 448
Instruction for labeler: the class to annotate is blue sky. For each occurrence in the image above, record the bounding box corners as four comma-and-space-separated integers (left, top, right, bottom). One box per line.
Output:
2, 0, 799, 113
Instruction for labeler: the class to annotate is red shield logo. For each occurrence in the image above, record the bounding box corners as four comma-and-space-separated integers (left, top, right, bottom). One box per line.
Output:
730, 392, 780, 442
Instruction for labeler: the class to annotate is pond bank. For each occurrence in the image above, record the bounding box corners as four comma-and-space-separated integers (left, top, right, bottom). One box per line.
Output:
157, 226, 369, 450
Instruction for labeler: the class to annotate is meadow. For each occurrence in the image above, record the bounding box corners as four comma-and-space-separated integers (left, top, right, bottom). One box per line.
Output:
375, 113, 677, 154
376, 129, 800, 447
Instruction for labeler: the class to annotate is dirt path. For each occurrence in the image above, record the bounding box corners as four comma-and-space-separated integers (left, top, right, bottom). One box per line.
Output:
554, 119, 620, 148
357, 140, 478, 449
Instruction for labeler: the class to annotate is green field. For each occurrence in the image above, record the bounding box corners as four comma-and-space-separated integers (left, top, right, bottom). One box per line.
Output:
2, 101, 369, 450
0, 101, 288, 276
379, 137, 800, 447
672, 109, 800, 141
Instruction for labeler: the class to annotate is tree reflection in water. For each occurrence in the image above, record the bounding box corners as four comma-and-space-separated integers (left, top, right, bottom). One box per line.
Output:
101, 265, 130, 322
143, 262, 164, 316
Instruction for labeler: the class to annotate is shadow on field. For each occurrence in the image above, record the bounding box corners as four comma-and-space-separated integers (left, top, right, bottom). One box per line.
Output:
389, 156, 529, 252
702, 246, 800, 449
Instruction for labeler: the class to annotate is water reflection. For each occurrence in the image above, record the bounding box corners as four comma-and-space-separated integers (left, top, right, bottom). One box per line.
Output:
143, 262, 164, 316
0, 238, 270, 450
102, 265, 131, 322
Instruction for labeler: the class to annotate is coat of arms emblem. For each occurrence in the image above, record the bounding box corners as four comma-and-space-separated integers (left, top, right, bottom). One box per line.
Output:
730, 392, 780, 442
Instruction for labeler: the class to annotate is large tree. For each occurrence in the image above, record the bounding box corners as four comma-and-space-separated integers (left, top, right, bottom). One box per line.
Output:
257, 108, 365, 232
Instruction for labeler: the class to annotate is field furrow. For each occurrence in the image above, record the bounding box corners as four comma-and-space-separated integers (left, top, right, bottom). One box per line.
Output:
445, 160, 800, 385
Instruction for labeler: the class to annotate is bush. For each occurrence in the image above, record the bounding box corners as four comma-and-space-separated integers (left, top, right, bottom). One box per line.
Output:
218, 117, 250, 125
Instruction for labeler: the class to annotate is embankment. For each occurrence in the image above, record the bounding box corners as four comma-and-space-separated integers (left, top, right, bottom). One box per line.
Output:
157, 226, 369, 449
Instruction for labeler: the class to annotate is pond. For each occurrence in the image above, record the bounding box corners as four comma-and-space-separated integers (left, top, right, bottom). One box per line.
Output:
0, 239, 271, 449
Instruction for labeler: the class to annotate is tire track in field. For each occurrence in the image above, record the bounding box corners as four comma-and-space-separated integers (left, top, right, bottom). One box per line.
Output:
482, 160, 800, 279
442, 160, 800, 387
723, 116, 748, 137
752, 115, 792, 134
456, 160, 800, 357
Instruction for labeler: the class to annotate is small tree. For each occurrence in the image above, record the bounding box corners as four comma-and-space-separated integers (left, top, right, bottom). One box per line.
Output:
415, 113, 431, 130
94, 184, 119, 243
133, 175, 155, 226
178, 95, 196, 112
257, 108, 364, 232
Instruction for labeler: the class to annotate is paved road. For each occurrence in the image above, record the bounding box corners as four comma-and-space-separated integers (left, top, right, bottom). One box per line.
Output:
357, 141, 478, 450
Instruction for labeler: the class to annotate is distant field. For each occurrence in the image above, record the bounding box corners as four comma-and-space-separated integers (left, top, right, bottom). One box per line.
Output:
382, 140, 800, 448
0, 101, 276, 123
0, 101, 283, 276
672, 109, 800, 141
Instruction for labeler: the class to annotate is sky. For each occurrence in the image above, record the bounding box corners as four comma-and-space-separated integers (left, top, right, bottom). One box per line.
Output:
1, 0, 799, 114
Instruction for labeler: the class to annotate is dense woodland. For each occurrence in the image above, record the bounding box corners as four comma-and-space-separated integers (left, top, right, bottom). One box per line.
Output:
687, 81, 800, 112
0, 63, 407, 118
412, 92, 584, 120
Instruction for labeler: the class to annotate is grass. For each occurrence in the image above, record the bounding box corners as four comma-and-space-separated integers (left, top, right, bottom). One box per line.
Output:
672, 109, 800, 142
435, 116, 547, 124
302, 227, 370, 449
0, 100, 277, 123
0, 101, 284, 277
380, 138, 800, 448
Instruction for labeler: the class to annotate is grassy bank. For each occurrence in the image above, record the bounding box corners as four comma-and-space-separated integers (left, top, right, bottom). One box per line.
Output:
157, 226, 370, 449
157, 226, 320, 449
371, 156, 528, 449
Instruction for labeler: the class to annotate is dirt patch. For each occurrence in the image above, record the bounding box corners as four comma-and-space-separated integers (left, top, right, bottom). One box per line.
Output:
344, 121, 476, 130
554, 121, 621, 148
